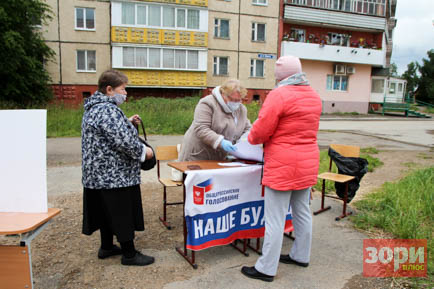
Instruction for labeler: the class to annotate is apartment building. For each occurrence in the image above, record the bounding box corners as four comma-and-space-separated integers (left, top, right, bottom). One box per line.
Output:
207, 0, 280, 101
111, 0, 209, 99
43, 0, 111, 105
280, 0, 398, 113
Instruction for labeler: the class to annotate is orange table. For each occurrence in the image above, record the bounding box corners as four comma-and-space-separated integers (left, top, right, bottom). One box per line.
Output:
167, 160, 262, 268
0, 208, 61, 289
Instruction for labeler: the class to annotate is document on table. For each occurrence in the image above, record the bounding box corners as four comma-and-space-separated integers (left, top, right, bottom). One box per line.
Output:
228, 140, 263, 162
218, 162, 249, 167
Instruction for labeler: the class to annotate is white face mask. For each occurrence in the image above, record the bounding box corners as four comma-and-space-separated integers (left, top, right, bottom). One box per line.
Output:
112, 93, 126, 106
227, 101, 241, 112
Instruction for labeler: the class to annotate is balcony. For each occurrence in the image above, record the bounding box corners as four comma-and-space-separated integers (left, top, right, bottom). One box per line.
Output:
281, 41, 385, 66
285, 0, 386, 17
284, 4, 386, 31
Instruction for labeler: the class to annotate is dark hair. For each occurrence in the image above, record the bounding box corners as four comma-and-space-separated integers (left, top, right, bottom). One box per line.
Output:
98, 69, 128, 94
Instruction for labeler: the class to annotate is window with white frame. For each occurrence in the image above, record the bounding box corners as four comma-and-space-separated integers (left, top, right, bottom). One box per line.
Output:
77, 50, 96, 72
252, 23, 265, 42
389, 82, 396, 94
121, 47, 200, 70
120, 3, 200, 30
75, 7, 95, 30
326, 75, 348, 91
213, 56, 228, 75
187, 10, 200, 29
252, 0, 268, 5
398, 83, 403, 92
250, 59, 264, 77
122, 3, 135, 25
214, 19, 229, 38
371, 79, 384, 93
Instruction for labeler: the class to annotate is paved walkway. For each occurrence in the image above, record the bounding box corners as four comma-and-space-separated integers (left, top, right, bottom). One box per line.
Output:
44, 116, 432, 288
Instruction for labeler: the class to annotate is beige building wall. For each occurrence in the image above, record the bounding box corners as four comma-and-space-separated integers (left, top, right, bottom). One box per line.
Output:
45, 42, 61, 84
42, 0, 110, 86
240, 0, 280, 18
206, 50, 238, 88
207, 11, 239, 51
58, 0, 110, 43
239, 15, 278, 53
208, 0, 279, 91
239, 52, 276, 89
208, 0, 240, 13
42, 0, 59, 41
60, 43, 111, 85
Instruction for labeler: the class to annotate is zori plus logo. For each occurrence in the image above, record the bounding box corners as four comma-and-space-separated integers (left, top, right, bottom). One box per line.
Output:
193, 178, 213, 205
363, 239, 427, 277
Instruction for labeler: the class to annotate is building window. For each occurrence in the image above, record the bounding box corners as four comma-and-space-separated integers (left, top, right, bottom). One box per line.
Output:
163, 6, 175, 27
121, 3, 201, 30
327, 75, 348, 91
252, 23, 265, 42
290, 28, 305, 42
398, 83, 403, 92
187, 10, 200, 29
250, 59, 264, 77
213, 56, 228, 75
75, 7, 95, 30
121, 47, 200, 70
371, 79, 384, 93
148, 5, 161, 26
77, 50, 96, 72
121, 3, 135, 25
389, 82, 396, 94
252, 0, 268, 5
214, 19, 229, 38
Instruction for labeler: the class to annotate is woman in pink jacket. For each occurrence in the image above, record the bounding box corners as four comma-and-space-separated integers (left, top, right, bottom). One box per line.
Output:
241, 56, 322, 282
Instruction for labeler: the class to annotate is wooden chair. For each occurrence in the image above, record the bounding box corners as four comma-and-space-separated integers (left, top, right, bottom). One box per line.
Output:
156, 145, 183, 230
313, 144, 360, 221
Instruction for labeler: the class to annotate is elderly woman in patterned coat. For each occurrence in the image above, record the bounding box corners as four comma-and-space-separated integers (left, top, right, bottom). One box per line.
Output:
178, 79, 252, 161
81, 69, 154, 266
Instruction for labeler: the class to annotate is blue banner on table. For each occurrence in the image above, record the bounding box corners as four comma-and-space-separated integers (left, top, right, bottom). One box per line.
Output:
185, 165, 293, 251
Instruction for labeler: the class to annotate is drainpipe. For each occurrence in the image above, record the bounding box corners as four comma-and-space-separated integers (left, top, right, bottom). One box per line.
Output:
57, 0, 63, 99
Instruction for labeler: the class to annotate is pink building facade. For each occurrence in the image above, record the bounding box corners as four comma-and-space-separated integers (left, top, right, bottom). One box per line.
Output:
280, 0, 397, 114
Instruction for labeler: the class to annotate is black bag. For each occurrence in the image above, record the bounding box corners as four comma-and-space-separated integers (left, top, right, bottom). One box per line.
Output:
135, 120, 156, 171
328, 147, 369, 203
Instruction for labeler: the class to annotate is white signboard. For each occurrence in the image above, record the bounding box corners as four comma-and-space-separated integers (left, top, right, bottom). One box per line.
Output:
0, 110, 47, 213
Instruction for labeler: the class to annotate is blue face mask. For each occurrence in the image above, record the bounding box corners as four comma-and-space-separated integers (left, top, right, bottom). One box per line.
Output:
227, 101, 241, 112
112, 93, 126, 106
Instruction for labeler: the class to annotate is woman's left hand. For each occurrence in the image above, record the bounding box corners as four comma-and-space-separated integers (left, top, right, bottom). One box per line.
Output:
129, 114, 141, 126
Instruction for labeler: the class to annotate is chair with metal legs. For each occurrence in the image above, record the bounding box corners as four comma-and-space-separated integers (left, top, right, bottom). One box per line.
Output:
156, 145, 183, 229
314, 144, 360, 221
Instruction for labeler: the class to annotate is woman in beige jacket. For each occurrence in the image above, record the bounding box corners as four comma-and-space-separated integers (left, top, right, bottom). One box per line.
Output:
179, 79, 251, 161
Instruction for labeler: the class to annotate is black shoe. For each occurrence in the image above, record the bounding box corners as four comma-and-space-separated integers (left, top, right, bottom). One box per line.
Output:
121, 251, 155, 266
98, 245, 122, 259
241, 266, 274, 282
279, 254, 309, 267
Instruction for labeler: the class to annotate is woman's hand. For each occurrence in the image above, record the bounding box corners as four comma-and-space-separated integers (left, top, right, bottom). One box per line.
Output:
145, 147, 154, 159
221, 139, 237, 152
129, 114, 141, 126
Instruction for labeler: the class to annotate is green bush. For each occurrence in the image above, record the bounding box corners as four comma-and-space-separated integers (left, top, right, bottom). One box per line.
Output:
42, 97, 262, 137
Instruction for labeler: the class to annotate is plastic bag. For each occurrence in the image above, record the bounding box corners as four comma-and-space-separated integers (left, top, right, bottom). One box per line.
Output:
328, 147, 369, 203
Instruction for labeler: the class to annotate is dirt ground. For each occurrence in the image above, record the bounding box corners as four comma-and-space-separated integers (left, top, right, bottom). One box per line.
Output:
2, 150, 433, 289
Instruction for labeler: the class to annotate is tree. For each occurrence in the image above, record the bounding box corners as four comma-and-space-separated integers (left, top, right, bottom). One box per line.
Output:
0, 0, 54, 106
402, 61, 419, 97
389, 62, 398, 77
416, 49, 434, 104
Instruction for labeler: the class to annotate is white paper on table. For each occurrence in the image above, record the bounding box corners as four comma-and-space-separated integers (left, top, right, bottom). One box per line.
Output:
218, 162, 249, 167
228, 140, 263, 162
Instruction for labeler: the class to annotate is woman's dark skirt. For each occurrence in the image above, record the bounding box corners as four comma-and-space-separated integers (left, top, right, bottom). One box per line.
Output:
82, 184, 144, 243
